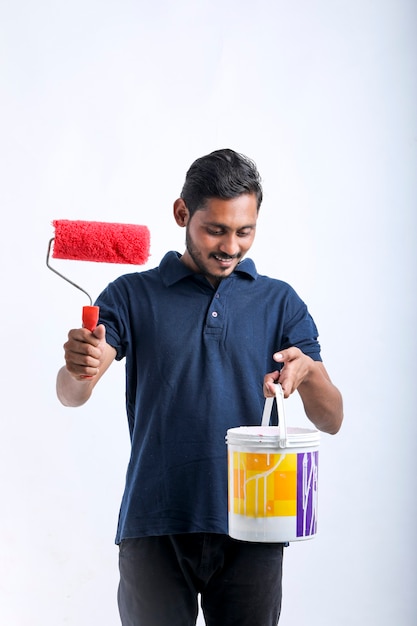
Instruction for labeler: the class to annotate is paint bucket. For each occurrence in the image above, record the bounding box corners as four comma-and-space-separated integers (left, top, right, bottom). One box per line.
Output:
226, 384, 320, 543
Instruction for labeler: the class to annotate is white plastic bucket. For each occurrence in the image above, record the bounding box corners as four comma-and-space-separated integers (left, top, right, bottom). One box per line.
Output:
226, 384, 320, 543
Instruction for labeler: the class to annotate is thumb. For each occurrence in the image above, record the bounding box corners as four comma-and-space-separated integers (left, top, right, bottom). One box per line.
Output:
92, 323, 106, 341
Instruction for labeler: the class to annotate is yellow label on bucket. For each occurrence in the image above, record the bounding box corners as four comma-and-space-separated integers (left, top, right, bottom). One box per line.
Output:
230, 451, 297, 518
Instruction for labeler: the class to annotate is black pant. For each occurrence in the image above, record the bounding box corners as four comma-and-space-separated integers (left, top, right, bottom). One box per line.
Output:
118, 533, 284, 626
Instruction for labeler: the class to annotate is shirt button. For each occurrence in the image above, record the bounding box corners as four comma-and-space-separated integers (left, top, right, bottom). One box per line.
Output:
211, 311, 218, 318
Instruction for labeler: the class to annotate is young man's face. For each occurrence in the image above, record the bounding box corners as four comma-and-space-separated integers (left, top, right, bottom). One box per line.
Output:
174, 193, 258, 286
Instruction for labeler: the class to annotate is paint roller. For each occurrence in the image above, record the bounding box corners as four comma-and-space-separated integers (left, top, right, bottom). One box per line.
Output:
47, 219, 150, 331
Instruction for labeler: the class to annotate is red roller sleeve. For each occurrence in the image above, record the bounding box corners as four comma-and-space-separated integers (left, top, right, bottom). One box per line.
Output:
48, 219, 150, 337
52, 220, 150, 265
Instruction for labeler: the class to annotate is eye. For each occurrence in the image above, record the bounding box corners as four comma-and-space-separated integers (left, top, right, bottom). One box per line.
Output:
237, 228, 253, 237
207, 228, 224, 236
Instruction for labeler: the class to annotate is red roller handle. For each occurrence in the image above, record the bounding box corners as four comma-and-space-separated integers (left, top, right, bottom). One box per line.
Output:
82, 305, 100, 332
80, 306, 100, 379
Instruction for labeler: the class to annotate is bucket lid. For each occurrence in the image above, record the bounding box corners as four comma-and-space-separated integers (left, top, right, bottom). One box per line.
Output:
226, 425, 320, 449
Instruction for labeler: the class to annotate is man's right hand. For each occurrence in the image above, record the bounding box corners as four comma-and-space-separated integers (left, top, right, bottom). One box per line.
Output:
57, 325, 116, 407
64, 324, 108, 381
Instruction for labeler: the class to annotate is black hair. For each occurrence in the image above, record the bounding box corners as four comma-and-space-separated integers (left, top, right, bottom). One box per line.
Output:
180, 148, 263, 216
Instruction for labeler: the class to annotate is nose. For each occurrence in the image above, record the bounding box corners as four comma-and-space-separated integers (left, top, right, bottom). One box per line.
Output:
219, 233, 240, 257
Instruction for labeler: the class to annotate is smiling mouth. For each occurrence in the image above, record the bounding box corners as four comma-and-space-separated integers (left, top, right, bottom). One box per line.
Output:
211, 254, 237, 267
212, 254, 238, 262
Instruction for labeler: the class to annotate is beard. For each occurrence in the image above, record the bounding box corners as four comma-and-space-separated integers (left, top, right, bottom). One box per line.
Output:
185, 228, 241, 284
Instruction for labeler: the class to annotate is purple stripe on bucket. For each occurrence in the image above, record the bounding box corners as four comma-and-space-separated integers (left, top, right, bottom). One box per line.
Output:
296, 451, 319, 537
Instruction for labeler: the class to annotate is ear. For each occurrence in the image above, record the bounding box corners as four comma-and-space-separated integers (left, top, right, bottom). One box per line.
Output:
173, 198, 190, 227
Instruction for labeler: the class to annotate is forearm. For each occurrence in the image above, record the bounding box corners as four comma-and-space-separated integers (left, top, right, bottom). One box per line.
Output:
298, 363, 343, 434
56, 366, 95, 407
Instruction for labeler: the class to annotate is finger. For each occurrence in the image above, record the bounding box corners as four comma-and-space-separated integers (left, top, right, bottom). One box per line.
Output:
78, 366, 100, 381
263, 371, 280, 396
64, 339, 102, 362
67, 326, 104, 348
64, 352, 100, 375
277, 368, 301, 398
273, 347, 301, 363
278, 380, 291, 398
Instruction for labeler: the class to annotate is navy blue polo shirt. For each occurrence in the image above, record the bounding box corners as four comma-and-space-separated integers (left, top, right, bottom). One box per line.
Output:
95, 251, 322, 542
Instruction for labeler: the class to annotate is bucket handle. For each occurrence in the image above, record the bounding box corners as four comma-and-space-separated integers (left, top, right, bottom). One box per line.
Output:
261, 383, 288, 448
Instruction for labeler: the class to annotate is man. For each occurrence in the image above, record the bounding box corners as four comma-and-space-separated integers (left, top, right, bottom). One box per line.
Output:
57, 148, 343, 625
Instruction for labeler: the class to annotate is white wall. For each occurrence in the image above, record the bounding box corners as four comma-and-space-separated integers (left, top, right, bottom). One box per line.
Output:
1, 1, 416, 624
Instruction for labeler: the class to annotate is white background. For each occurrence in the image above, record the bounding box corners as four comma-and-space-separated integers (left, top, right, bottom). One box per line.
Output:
1, 1, 416, 624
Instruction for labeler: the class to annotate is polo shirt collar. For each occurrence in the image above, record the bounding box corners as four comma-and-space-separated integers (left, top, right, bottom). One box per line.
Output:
159, 251, 258, 286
